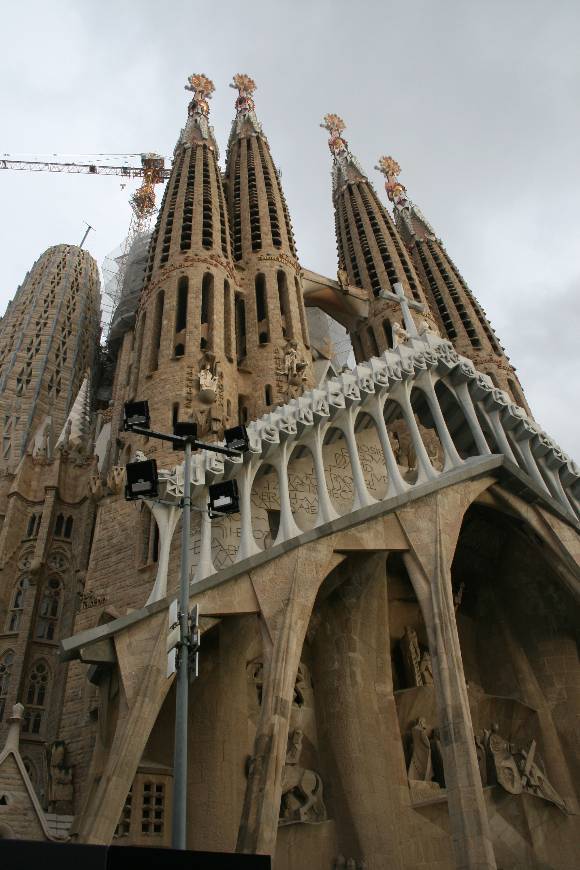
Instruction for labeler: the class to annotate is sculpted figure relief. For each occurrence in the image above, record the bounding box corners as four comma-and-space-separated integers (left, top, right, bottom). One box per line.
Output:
400, 626, 433, 687
279, 729, 326, 826
198, 351, 220, 404
475, 724, 567, 812
406, 718, 443, 800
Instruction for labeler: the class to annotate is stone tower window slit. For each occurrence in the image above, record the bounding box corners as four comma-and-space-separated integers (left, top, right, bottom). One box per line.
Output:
150, 290, 164, 372
256, 137, 281, 248
255, 274, 269, 344
277, 271, 292, 339
224, 280, 233, 362
383, 318, 393, 349
235, 293, 247, 363
200, 273, 214, 350
295, 276, 310, 347
174, 276, 188, 357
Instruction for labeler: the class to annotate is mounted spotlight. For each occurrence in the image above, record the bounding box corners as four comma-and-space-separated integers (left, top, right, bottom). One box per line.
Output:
125, 458, 158, 501
224, 425, 249, 453
208, 480, 240, 518
172, 420, 198, 451
123, 400, 151, 431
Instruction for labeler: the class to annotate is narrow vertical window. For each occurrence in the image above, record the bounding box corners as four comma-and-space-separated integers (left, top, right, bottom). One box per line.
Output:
64, 516, 73, 538
22, 660, 50, 734
0, 650, 15, 721
265, 385, 273, 406
150, 290, 164, 372
7, 578, 29, 632
200, 273, 214, 350
55, 514, 64, 536
235, 294, 247, 363
174, 276, 188, 357
255, 274, 269, 344
383, 318, 393, 349
224, 280, 233, 362
277, 271, 293, 339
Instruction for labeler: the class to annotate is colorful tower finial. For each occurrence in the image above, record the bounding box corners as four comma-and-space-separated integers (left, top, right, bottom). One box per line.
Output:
229, 74, 261, 135
320, 114, 348, 156
184, 73, 215, 115
375, 155, 407, 207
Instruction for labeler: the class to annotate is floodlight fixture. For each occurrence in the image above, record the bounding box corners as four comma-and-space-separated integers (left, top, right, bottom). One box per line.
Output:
123, 400, 151, 431
208, 480, 240, 518
224, 425, 249, 453
124, 458, 158, 501
172, 420, 198, 451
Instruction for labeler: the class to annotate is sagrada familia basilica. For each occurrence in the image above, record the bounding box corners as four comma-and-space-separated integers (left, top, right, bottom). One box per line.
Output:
0, 73, 578, 869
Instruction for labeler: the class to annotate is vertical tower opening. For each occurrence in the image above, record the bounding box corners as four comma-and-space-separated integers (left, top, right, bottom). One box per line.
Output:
294, 276, 310, 348
383, 318, 393, 349
255, 274, 269, 344
265, 384, 273, 406
235, 293, 247, 363
150, 290, 164, 372
200, 273, 214, 350
174, 276, 188, 357
224, 280, 234, 362
247, 140, 262, 251
277, 271, 292, 339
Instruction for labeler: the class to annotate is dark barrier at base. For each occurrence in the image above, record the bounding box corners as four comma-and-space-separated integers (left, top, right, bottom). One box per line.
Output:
0, 839, 271, 869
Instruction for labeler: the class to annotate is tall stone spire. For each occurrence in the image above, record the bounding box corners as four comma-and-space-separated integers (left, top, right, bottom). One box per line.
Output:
127, 74, 239, 458
225, 75, 312, 420
376, 156, 529, 409
321, 115, 436, 362
0, 245, 100, 474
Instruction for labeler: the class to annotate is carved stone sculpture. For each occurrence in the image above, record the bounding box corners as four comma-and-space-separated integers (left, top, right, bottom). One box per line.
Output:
408, 718, 433, 782
407, 718, 441, 801
392, 321, 409, 347
279, 729, 326, 825
400, 626, 432, 687
277, 340, 308, 387
198, 352, 220, 405
475, 724, 567, 811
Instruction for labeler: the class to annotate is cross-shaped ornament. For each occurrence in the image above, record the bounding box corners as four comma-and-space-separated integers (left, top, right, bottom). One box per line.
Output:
378, 282, 426, 336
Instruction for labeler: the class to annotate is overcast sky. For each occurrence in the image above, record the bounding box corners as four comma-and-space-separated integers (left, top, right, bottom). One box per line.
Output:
1, 0, 578, 454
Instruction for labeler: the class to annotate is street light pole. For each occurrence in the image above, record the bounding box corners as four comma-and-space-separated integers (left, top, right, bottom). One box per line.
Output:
172, 438, 192, 850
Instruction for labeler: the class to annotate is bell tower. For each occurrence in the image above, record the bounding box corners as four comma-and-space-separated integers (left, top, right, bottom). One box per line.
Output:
321, 114, 437, 362
224, 75, 312, 421
376, 156, 529, 410
128, 74, 239, 458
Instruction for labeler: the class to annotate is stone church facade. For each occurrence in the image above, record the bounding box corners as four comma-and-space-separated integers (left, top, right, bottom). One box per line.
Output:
0, 74, 578, 869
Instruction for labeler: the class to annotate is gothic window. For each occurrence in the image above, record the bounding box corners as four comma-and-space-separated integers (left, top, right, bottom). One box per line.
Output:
141, 781, 165, 835
201, 149, 213, 250
383, 319, 393, 349
26, 514, 41, 538
0, 650, 14, 721
6, 577, 29, 632
54, 514, 64, 536
265, 385, 273, 406
64, 516, 73, 539
22, 660, 50, 734
35, 578, 61, 641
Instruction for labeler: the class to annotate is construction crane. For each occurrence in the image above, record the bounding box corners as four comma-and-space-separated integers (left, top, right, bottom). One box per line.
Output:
1, 152, 171, 328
